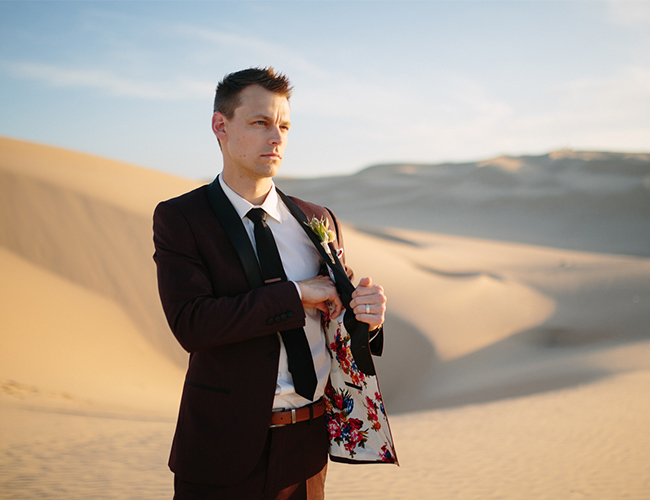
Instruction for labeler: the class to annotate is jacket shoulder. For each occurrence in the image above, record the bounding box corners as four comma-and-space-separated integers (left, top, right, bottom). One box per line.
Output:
156, 184, 209, 210
287, 195, 331, 218
154, 185, 213, 226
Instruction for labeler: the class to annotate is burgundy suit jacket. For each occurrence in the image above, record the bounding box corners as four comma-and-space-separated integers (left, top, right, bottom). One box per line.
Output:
153, 183, 354, 486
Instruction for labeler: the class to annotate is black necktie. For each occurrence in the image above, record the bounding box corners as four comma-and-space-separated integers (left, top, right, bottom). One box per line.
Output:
246, 208, 318, 401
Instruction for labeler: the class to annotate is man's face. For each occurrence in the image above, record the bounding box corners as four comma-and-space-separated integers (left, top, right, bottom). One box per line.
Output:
214, 85, 291, 182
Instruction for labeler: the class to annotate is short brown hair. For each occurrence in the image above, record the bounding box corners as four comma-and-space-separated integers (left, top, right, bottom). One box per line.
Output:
213, 67, 293, 118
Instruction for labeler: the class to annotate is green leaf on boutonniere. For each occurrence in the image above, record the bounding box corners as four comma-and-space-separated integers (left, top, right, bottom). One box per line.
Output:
305, 216, 336, 264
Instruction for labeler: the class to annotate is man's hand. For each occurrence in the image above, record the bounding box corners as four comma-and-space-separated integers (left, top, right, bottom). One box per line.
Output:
350, 277, 386, 331
297, 275, 343, 317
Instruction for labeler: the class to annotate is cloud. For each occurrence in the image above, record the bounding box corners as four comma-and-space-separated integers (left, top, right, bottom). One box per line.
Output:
516, 66, 650, 131
0, 18, 332, 103
2, 61, 213, 100
167, 23, 328, 78
606, 0, 650, 26
325, 64, 650, 168
478, 65, 650, 155
286, 68, 516, 169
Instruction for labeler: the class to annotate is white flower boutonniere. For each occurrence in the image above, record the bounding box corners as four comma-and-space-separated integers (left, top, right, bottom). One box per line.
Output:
305, 216, 336, 264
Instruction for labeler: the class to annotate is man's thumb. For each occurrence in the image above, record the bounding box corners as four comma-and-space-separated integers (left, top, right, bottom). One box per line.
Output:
359, 277, 372, 287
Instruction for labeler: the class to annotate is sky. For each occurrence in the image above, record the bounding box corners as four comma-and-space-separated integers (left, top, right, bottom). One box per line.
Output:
1, 0, 649, 179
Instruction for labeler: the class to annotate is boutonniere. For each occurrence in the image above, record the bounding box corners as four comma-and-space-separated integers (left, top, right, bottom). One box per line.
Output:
305, 216, 336, 264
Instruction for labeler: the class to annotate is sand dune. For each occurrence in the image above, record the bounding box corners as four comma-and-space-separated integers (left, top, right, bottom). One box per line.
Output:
277, 149, 650, 256
342, 225, 650, 412
0, 137, 199, 368
0, 246, 183, 414
1, 137, 649, 499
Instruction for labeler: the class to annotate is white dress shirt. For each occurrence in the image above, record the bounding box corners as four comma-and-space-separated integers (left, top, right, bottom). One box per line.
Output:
218, 174, 330, 409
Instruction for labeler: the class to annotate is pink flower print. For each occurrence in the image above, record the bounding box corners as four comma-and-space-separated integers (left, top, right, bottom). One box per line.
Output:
366, 397, 378, 420
328, 420, 342, 439
380, 444, 395, 463
349, 418, 364, 430
344, 441, 356, 453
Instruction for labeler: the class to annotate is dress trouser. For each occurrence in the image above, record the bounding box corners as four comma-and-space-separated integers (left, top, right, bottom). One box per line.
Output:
173, 414, 328, 500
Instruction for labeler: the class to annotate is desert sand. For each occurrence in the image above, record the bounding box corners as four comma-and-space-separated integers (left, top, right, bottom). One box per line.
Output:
1, 136, 649, 499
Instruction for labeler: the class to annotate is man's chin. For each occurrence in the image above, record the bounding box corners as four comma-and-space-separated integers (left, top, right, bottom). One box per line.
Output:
257, 162, 282, 178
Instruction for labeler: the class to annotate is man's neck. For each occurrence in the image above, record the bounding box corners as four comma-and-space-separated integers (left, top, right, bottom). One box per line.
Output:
221, 169, 273, 206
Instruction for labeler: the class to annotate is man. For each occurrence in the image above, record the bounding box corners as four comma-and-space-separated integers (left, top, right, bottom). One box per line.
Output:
153, 67, 386, 499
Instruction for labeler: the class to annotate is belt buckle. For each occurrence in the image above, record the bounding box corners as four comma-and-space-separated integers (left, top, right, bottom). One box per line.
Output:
269, 408, 297, 428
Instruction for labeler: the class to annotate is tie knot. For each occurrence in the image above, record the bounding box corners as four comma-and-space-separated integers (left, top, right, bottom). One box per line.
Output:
247, 208, 267, 224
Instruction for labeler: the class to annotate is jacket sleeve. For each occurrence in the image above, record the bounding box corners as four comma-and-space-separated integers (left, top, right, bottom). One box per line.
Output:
153, 199, 306, 353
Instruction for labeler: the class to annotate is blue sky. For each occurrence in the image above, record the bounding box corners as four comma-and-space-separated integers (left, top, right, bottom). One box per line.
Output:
1, 1, 649, 179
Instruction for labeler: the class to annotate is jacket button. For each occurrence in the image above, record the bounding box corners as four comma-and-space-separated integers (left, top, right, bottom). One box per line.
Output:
275, 316, 282, 323
269, 351, 279, 360
267, 318, 274, 326
287, 311, 294, 318
280, 313, 287, 320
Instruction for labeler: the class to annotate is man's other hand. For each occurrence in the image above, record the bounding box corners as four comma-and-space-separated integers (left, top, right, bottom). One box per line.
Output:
350, 277, 386, 331
297, 275, 343, 317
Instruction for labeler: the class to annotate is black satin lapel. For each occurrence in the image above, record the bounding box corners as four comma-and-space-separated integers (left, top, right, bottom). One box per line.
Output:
277, 188, 375, 375
276, 189, 354, 301
207, 178, 264, 289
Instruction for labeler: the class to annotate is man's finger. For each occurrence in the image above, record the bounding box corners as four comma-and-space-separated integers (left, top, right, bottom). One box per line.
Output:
329, 293, 343, 318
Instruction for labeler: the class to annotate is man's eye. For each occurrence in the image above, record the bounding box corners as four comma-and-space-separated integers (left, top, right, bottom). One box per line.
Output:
254, 120, 266, 126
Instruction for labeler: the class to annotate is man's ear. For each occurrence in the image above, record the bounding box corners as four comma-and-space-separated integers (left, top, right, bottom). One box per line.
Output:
212, 112, 227, 142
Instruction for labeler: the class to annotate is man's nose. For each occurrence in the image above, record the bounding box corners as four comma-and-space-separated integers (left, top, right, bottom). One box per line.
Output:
268, 125, 283, 145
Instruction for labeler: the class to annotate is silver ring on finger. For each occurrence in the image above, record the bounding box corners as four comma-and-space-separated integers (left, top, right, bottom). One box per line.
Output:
365, 304, 370, 314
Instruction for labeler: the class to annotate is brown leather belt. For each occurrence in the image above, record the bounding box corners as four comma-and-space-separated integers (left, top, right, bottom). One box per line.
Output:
270, 399, 325, 428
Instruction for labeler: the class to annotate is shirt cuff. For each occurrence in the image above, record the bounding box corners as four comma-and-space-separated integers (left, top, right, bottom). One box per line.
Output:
292, 281, 302, 300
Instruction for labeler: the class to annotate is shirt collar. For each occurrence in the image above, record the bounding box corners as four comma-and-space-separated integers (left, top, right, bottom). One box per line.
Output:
218, 174, 283, 223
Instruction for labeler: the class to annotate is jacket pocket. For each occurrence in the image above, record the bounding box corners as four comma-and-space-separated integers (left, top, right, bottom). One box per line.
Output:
185, 378, 231, 394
